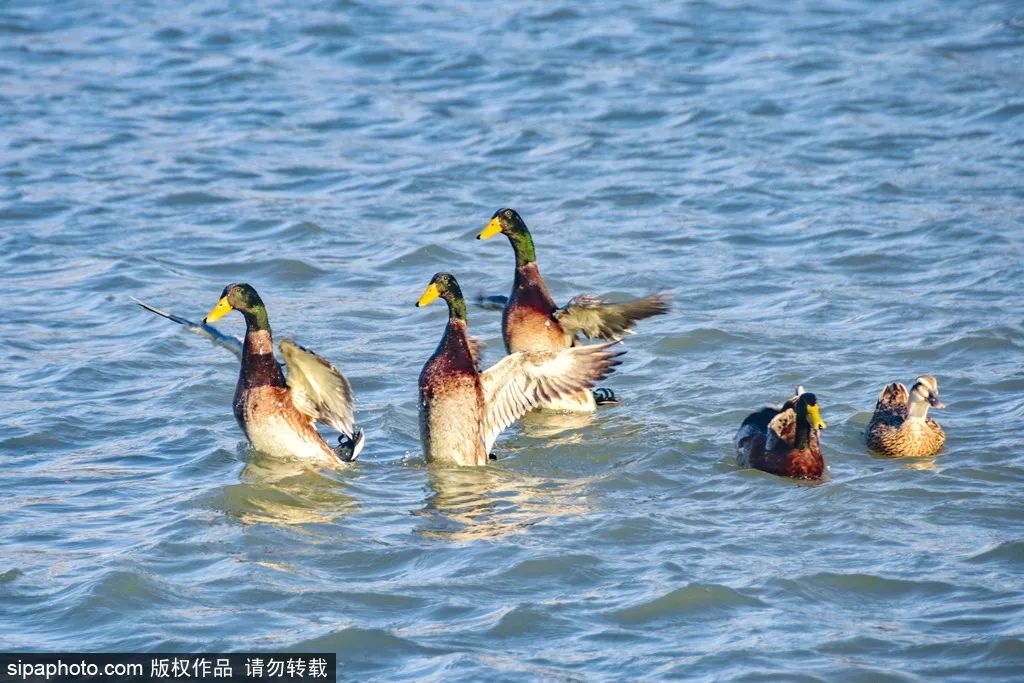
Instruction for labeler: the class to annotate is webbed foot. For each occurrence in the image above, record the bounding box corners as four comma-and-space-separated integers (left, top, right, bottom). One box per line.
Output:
336, 428, 366, 462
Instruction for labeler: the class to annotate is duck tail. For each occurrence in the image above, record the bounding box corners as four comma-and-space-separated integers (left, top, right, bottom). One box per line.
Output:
335, 428, 366, 462
876, 382, 908, 410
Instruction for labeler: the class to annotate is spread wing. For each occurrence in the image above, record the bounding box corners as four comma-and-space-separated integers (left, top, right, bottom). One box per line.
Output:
279, 338, 355, 437
554, 293, 671, 341
133, 296, 243, 360
766, 408, 797, 449
478, 342, 624, 453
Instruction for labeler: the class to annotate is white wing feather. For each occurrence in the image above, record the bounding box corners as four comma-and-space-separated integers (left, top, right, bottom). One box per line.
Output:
479, 342, 623, 453
280, 338, 355, 437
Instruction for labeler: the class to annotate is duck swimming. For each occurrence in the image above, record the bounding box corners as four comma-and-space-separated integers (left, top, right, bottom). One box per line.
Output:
734, 387, 828, 480
416, 272, 623, 466
196, 283, 364, 464
477, 208, 670, 412
866, 375, 945, 457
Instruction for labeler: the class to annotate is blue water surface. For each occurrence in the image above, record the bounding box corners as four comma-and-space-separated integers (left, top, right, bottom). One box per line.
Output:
2, 1, 1023, 680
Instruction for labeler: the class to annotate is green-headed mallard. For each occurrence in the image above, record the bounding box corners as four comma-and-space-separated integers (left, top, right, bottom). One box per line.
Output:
734, 387, 828, 480
416, 272, 623, 466
476, 208, 670, 412
163, 282, 364, 464
866, 375, 946, 457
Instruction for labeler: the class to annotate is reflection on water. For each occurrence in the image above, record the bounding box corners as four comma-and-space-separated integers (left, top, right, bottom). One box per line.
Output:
519, 409, 595, 443
901, 456, 939, 472
418, 466, 593, 542
211, 452, 359, 527
866, 450, 941, 472
240, 451, 316, 482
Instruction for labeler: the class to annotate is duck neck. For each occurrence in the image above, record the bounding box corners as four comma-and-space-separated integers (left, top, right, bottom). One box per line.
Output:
242, 305, 271, 335
240, 307, 283, 387
512, 262, 558, 314
794, 408, 812, 449
508, 227, 537, 267
440, 317, 477, 373
445, 292, 468, 323
443, 316, 470, 349
907, 395, 930, 422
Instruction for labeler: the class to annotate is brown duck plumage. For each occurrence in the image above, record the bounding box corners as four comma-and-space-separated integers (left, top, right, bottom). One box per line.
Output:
416, 272, 624, 466
202, 283, 363, 464
502, 262, 567, 354
866, 376, 946, 457
735, 389, 828, 480
477, 208, 670, 411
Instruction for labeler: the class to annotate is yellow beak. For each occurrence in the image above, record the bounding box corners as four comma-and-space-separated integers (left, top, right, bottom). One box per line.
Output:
805, 404, 827, 430
477, 217, 503, 240
204, 296, 233, 323
416, 282, 441, 307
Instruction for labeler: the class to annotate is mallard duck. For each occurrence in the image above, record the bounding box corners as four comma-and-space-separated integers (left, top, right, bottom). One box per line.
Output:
866, 376, 945, 457
734, 387, 828, 480
416, 272, 624, 466
477, 208, 670, 412
139, 283, 363, 464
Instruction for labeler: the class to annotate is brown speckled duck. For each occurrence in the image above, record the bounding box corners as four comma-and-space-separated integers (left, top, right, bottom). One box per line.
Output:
866, 375, 946, 457
734, 387, 828, 480
416, 272, 623, 466
201, 283, 364, 464
477, 208, 670, 412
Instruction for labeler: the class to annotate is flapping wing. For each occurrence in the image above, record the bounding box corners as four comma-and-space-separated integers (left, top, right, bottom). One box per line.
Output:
279, 338, 355, 437
554, 292, 671, 341
133, 296, 243, 360
479, 341, 624, 453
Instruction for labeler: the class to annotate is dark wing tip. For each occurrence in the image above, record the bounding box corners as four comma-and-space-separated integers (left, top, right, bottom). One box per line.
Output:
132, 296, 196, 327
634, 291, 674, 317
476, 293, 509, 310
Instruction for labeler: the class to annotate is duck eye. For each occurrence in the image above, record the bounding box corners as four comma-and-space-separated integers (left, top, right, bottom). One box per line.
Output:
504, 210, 513, 218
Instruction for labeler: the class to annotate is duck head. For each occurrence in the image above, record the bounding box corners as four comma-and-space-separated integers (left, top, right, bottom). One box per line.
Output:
478, 208, 537, 266
796, 392, 827, 431
417, 272, 467, 320
204, 283, 269, 329
478, 208, 527, 240
908, 375, 944, 419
